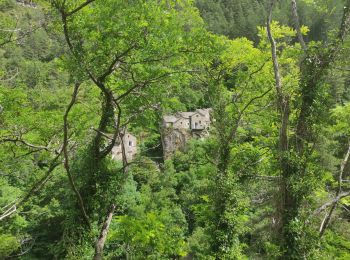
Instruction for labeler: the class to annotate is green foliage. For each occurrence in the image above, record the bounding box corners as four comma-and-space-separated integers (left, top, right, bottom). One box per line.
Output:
196, 0, 344, 43
0, 234, 19, 258
321, 230, 350, 259
109, 211, 187, 259
1, 0, 350, 259
331, 102, 350, 137
196, 0, 266, 42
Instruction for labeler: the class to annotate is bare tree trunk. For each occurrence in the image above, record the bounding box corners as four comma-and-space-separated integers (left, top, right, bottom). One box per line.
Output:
291, 0, 307, 51
267, 0, 292, 237
93, 204, 116, 260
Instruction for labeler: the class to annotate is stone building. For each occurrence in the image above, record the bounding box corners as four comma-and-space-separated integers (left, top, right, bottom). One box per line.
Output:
111, 131, 137, 161
162, 108, 211, 131
161, 108, 211, 157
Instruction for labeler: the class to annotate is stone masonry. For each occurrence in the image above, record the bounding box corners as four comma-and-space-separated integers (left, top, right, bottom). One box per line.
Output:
161, 108, 211, 157
111, 131, 137, 162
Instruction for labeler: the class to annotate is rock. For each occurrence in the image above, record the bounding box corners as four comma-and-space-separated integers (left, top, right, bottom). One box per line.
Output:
161, 128, 192, 159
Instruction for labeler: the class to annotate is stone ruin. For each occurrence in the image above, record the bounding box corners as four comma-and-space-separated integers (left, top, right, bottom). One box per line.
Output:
111, 108, 212, 161
111, 131, 137, 162
161, 108, 211, 158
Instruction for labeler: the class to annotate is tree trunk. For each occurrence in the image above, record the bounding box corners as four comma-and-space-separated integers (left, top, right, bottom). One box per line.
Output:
93, 204, 116, 260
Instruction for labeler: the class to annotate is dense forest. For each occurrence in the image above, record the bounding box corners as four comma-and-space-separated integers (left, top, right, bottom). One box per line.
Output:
1, 0, 350, 259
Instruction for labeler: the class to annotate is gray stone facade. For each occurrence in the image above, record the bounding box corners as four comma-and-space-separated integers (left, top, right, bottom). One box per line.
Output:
162, 108, 211, 131
161, 108, 211, 157
111, 131, 137, 162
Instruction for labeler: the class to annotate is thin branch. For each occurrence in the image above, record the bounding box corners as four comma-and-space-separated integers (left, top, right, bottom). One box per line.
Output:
0, 205, 17, 221
17, 156, 62, 209
10, 237, 36, 257
57, 2, 119, 161
0, 137, 50, 151
334, 66, 350, 71
267, 0, 282, 104
118, 102, 161, 130
0, 68, 19, 82
66, 0, 96, 17
115, 70, 197, 102
1, 199, 18, 211
63, 83, 90, 227
0, 15, 19, 47
291, 0, 307, 51
97, 44, 137, 82
0, 19, 46, 47
238, 59, 270, 99
91, 128, 114, 140
314, 191, 350, 216
319, 140, 350, 237
340, 203, 350, 214
227, 87, 273, 142
0, 150, 63, 221
59, 5, 101, 91
126, 53, 178, 65
239, 87, 273, 118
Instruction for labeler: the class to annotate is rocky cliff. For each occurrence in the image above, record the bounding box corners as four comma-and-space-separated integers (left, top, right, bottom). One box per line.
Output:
161, 127, 210, 159
161, 128, 192, 159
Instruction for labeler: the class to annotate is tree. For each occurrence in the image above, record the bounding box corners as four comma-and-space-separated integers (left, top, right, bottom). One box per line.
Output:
49, 0, 210, 257
266, 0, 350, 258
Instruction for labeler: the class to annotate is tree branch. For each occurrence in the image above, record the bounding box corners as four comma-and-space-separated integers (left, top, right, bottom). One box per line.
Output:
99, 101, 122, 158
115, 70, 196, 102
97, 44, 136, 82
0, 150, 63, 221
267, 0, 292, 240
56, 2, 118, 160
319, 140, 350, 237
267, 0, 282, 100
63, 82, 90, 227
66, 0, 96, 17
0, 136, 50, 151
314, 191, 350, 216
227, 87, 272, 142
0, 16, 47, 47
291, 0, 307, 51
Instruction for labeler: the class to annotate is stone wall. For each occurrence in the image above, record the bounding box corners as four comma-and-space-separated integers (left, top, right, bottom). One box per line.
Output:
111, 133, 137, 161
161, 128, 192, 159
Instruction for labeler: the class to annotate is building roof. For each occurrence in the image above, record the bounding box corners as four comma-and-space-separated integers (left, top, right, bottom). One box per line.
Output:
123, 133, 136, 141
195, 108, 211, 119
163, 108, 211, 125
177, 112, 194, 119
110, 130, 136, 147
163, 115, 178, 123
